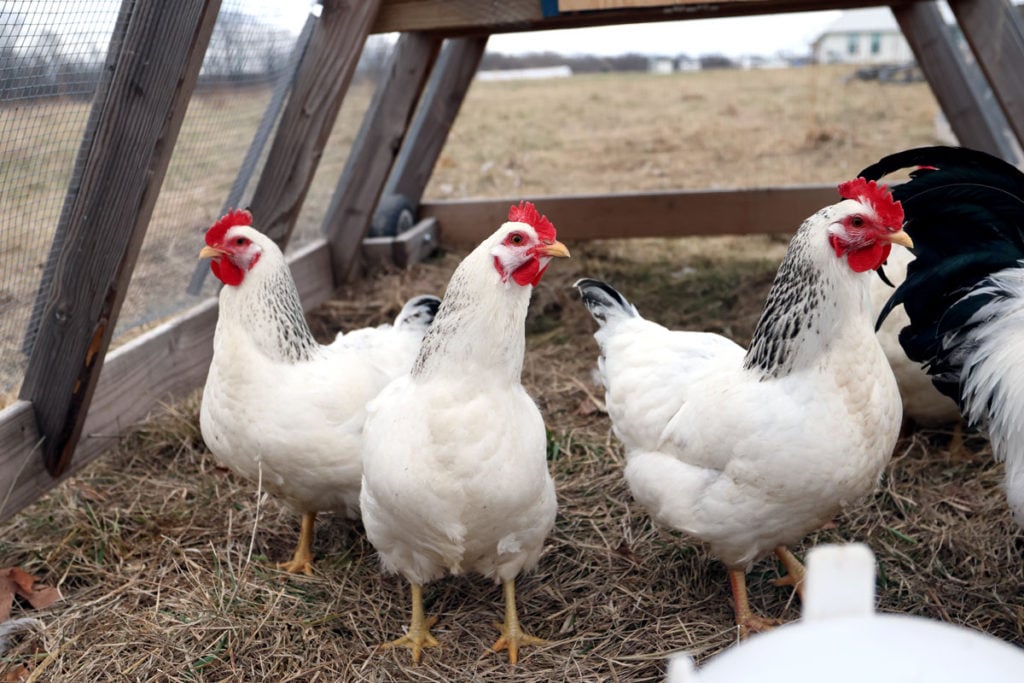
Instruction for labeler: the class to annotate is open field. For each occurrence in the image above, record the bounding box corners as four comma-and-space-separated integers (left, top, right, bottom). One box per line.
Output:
3, 64, 1022, 681
2, 63, 938, 393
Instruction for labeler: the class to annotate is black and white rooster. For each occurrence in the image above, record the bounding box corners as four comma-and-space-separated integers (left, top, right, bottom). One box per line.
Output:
867, 146, 1024, 527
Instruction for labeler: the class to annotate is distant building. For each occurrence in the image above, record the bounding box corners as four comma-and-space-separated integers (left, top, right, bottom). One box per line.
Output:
648, 57, 675, 75
812, 8, 914, 65
475, 65, 572, 81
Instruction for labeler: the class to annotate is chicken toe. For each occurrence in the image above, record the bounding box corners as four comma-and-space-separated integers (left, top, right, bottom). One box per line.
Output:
770, 546, 806, 599
383, 583, 439, 664
277, 511, 316, 575
490, 579, 545, 664
729, 569, 781, 639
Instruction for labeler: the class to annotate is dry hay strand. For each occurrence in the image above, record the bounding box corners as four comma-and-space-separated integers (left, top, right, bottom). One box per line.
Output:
2, 239, 1022, 681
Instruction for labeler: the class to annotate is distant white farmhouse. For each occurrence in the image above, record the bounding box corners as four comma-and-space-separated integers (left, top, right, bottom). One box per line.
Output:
812, 8, 914, 64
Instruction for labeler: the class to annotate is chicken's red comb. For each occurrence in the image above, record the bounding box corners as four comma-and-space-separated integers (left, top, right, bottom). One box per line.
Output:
205, 208, 253, 246
838, 178, 903, 227
508, 200, 556, 242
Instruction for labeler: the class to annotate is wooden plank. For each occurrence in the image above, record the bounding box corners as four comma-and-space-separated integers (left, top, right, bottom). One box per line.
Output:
17, 0, 222, 476
894, 2, 1019, 162
249, 0, 382, 248
381, 36, 488, 205
949, 0, 1024, 149
322, 32, 442, 283
559, 0, 760, 10
361, 217, 439, 269
373, 0, 914, 34
420, 186, 839, 245
0, 239, 334, 524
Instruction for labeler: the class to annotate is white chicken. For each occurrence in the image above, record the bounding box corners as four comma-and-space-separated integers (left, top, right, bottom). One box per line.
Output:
198, 209, 440, 574
869, 245, 961, 426
360, 201, 570, 664
575, 178, 911, 636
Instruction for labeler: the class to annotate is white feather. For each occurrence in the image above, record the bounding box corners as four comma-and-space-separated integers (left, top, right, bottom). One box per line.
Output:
950, 268, 1024, 523
587, 203, 903, 569
360, 221, 558, 586
200, 227, 433, 517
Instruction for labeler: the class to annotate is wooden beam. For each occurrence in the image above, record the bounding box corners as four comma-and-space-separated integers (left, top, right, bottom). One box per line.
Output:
382, 36, 488, 205
249, 0, 382, 248
17, 0, 222, 477
322, 32, 443, 283
0, 239, 334, 524
373, 0, 916, 35
894, 2, 1019, 162
361, 217, 440, 269
949, 0, 1024, 149
420, 186, 839, 245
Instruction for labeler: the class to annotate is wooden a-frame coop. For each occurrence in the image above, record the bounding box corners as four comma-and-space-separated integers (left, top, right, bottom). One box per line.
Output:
1, 0, 1023, 522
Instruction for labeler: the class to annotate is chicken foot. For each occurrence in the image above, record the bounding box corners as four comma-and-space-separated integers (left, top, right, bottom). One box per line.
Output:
770, 546, 806, 599
278, 511, 316, 575
491, 578, 545, 664
728, 569, 780, 639
383, 583, 439, 664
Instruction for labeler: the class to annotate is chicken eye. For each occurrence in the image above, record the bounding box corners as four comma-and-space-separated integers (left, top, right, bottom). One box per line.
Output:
850, 216, 864, 228
510, 233, 523, 245
235, 237, 247, 246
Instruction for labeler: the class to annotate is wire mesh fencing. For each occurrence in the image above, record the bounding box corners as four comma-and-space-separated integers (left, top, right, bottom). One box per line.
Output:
0, 0, 392, 398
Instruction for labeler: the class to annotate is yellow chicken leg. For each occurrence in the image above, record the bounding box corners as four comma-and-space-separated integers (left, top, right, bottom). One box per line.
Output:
771, 546, 806, 599
728, 569, 780, 639
491, 578, 545, 664
383, 583, 439, 664
278, 511, 316, 575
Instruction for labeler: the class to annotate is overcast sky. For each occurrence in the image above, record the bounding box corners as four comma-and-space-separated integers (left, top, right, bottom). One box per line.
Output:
486, 11, 843, 58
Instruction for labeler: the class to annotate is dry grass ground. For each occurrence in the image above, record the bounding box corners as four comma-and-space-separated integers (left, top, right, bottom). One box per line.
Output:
2, 65, 1022, 681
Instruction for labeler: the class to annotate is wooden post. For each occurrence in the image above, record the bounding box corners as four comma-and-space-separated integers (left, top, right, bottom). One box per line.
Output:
949, 0, 1024, 149
248, 0, 383, 248
380, 35, 489, 205
322, 32, 443, 283
893, 1, 1019, 162
17, 0, 222, 476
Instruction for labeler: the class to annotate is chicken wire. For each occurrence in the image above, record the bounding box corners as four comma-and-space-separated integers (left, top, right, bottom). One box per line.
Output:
0, 0, 375, 396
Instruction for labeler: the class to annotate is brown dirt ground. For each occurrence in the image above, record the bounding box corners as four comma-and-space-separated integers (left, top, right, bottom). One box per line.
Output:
2, 236, 1022, 682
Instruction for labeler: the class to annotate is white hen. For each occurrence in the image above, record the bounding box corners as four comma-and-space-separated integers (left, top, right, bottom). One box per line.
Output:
360, 201, 569, 664
576, 179, 910, 636
199, 209, 440, 574
870, 245, 961, 426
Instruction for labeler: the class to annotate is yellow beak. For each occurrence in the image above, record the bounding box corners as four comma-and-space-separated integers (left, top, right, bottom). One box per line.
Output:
199, 245, 223, 259
886, 230, 913, 249
538, 240, 570, 258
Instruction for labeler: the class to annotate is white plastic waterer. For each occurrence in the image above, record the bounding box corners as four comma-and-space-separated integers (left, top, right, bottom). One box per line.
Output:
666, 543, 1024, 682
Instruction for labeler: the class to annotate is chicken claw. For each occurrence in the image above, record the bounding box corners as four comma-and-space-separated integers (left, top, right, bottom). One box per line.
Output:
383, 583, 439, 664
770, 546, 806, 599
729, 569, 782, 639
490, 579, 545, 664
277, 511, 316, 575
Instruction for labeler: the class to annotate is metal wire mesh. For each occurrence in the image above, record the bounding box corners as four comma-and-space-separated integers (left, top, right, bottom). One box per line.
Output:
0, 1, 318, 395
114, 1, 313, 338
0, 0, 129, 395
